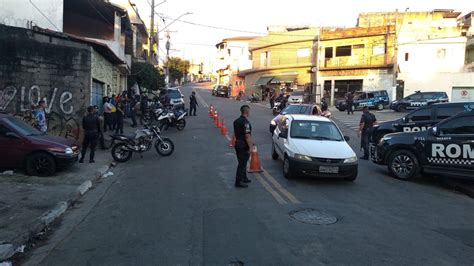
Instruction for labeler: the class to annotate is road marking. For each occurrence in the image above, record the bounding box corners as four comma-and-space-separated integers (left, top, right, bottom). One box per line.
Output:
225, 134, 231, 141
254, 173, 288, 204
194, 90, 209, 108
261, 168, 301, 204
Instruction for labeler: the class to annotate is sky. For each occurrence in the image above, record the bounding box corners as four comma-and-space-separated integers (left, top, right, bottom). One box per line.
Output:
132, 0, 474, 63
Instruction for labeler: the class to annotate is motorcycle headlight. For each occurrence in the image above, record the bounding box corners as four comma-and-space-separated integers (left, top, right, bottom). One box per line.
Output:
294, 153, 312, 161
343, 156, 357, 163
64, 147, 73, 155
270, 120, 276, 126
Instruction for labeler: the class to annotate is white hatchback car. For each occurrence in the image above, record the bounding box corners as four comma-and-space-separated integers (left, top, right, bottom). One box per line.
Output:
272, 115, 358, 181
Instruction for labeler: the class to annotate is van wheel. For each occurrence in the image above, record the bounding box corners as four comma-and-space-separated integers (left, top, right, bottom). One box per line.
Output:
387, 150, 420, 180
397, 106, 406, 112
26, 152, 56, 176
283, 156, 293, 179
377, 103, 384, 111
271, 143, 279, 160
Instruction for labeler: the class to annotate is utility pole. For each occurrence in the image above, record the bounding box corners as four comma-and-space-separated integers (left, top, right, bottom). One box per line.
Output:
149, 0, 155, 62
165, 32, 170, 87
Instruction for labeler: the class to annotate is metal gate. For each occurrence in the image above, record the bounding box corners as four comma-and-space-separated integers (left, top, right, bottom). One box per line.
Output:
91, 80, 104, 113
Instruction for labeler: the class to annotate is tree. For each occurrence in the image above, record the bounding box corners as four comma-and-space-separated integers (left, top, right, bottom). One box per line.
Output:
128, 62, 165, 91
165, 57, 190, 84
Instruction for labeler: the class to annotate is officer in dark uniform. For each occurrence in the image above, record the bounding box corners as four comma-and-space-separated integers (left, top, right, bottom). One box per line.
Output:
233, 105, 254, 188
358, 106, 377, 160
80, 106, 101, 163
189, 91, 198, 116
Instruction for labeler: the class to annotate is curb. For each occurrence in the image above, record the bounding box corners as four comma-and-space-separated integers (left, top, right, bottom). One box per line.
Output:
0, 161, 114, 262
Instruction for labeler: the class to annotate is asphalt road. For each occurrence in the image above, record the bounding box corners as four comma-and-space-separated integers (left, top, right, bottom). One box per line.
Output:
25, 83, 474, 265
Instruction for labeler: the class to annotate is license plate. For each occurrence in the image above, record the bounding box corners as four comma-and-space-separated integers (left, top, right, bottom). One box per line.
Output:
319, 166, 339, 173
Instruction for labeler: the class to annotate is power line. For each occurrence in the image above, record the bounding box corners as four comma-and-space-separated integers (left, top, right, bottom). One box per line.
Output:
28, 0, 61, 31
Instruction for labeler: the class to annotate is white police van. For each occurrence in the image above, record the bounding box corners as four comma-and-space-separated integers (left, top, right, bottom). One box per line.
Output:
371, 106, 474, 180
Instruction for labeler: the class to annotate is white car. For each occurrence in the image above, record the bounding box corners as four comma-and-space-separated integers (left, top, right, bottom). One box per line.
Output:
272, 115, 358, 181
288, 90, 304, 104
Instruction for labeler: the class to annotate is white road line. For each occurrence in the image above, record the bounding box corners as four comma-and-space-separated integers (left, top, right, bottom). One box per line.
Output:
194, 90, 209, 108
225, 134, 231, 142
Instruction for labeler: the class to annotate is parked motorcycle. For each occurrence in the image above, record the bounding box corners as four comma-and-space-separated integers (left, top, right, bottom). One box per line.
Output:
110, 124, 174, 162
157, 106, 187, 131
272, 101, 282, 115
247, 93, 260, 103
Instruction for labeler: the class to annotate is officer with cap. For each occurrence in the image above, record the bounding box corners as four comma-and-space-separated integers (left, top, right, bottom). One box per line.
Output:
80, 106, 101, 163
233, 105, 255, 188
358, 106, 377, 160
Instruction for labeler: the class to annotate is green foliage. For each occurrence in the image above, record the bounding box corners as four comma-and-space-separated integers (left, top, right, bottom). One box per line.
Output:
129, 62, 165, 91
165, 57, 190, 84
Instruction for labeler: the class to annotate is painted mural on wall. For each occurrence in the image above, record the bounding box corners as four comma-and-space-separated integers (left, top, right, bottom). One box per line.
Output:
0, 85, 81, 140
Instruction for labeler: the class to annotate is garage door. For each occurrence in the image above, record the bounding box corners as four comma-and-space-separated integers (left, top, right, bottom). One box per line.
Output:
452, 87, 474, 102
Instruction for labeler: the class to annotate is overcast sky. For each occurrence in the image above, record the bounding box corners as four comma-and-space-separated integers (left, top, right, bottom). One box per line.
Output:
133, 0, 473, 63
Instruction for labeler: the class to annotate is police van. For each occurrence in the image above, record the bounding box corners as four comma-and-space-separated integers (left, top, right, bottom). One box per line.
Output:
336, 90, 390, 111
370, 102, 473, 145
390, 91, 449, 112
371, 107, 474, 180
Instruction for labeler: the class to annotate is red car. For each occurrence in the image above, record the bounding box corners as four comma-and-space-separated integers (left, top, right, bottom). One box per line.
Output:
0, 113, 79, 176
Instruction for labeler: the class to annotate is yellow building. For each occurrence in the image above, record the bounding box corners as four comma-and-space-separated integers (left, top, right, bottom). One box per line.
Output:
240, 26, 319, 99
318, 25, 396, 105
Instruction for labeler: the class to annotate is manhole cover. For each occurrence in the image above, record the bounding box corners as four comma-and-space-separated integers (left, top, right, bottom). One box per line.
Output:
290, 209, 337, 225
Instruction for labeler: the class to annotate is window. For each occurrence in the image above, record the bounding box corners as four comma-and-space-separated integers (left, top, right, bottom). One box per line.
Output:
407, 108, 431, 122
335, 46, 351, 57
325, 47, 333, 59
260, 51, 270, 67
0, 124, 12, 138
290, 120, 343, 141
367, 93, 375, 99
405, 93, 422, 101
405, 53, 409, 61
373, 44, 385, 56
436, 106, 464, 120
353, 44, 365, 49
439, 117, 474, 135
297, 48, 311, 57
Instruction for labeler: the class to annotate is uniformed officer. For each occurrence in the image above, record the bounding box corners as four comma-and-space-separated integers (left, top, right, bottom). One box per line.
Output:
189, 91, 198, 116
233, 105, 255, 188
80, 106, 101, 163
358, 106, 377, 160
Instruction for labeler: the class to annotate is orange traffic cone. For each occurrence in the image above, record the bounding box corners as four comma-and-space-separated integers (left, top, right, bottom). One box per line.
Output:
217, 118, 224, 129
229, 134, 236, 147
215, 115, 219, 127
220, 123, 227, 135
248, 146, 263, 173
209, 105, 214, 117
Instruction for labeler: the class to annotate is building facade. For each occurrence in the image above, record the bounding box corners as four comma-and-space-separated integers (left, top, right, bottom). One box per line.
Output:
241, 26, 319, 100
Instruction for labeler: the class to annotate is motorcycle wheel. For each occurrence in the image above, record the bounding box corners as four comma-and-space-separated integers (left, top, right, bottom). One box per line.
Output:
155, 138, 174, 156
111, 143, 133, 162
176, 119, 186, 131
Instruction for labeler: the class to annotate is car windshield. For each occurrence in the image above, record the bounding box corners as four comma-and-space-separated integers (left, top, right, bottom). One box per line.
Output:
290, 120, 343, 141
291, 91, 303, 96
6, 116, 43, 136
281, 105, 303, 115
167, 90, 182, 99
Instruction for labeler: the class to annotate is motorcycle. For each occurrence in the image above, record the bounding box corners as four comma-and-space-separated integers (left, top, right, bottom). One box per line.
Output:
247, 93, 260, 103
272, 101, 282, 115
110, 124, 174, 162
157, 105, 187, 131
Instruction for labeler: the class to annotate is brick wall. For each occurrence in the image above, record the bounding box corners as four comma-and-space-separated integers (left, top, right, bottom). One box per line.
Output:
0, 25, 92, 140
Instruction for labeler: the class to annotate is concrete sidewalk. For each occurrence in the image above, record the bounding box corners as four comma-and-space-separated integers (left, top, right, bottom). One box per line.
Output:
0, 119, 137, 262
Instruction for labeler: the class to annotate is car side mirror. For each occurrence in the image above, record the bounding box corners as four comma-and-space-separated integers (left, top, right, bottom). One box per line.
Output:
430, 126, 438, 136
278, 132, 287, 139
401, 117, 407, 123
344, 136, 350, 141
5, 132, 20, 139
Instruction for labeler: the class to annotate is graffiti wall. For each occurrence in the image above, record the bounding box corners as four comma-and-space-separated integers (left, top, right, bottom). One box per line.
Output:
0, 25, 92, 140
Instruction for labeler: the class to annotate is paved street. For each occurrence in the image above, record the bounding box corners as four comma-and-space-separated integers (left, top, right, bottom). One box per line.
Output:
24, 83, 474, 265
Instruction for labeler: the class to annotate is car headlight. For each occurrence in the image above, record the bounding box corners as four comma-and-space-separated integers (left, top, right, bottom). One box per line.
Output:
65, 147, 73, 155
381, 136, 392, 143
294, 154, 312, 161
343, 156, 357, 163
270, 120, 276, 126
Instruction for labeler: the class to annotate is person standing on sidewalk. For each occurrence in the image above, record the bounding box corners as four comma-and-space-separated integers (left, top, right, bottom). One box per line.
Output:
103, 97, 112, 132
189, 91, 198, 116
80, 106, 100, 163
115, 100, 125, 134
233, 105, 255, 188
93, 106, 106, 150
358, 106, 377, 160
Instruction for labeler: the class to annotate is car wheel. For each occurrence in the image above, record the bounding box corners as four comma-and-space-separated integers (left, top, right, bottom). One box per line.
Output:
283, 155, 293, 179
272, 143, 279, 160
26, 152, 56, 177
344, 169, 358, 182
377, 103, 384, 111
387, 150, 420, 180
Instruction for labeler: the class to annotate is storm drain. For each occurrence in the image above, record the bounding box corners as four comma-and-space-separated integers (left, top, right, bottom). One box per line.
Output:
290, 209, 338, 225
